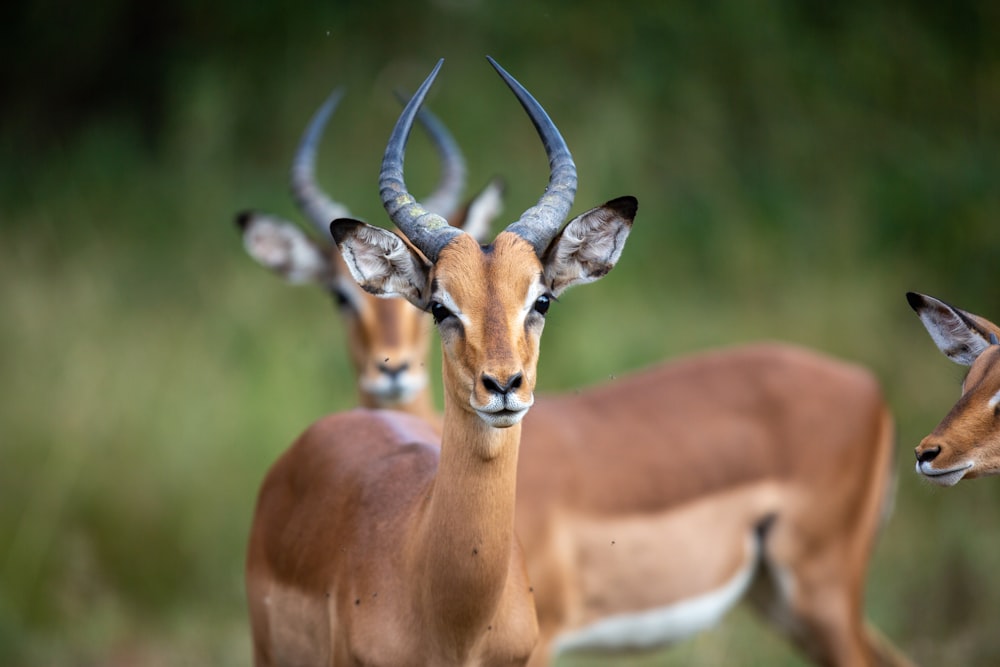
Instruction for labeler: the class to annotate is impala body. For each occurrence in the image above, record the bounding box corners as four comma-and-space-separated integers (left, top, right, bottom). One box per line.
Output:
908, 291, 1000, 486
518, 344, 905, 666
245, 58, 637, 666
236, 86, 502, 425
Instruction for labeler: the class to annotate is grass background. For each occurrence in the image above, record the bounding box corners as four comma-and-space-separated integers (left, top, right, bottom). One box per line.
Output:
3, 1, 1000, 664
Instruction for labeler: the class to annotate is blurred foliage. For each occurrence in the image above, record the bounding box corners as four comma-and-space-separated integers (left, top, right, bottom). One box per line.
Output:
3, 0, 1000, 665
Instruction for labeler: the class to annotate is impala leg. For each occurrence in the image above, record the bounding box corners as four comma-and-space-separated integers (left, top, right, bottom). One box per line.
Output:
749, 491, 897, 667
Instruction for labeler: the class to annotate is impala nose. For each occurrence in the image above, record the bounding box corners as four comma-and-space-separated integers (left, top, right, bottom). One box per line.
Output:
482, 372, 523, 396
378, 361, 410, 379
916, 445, 941, 464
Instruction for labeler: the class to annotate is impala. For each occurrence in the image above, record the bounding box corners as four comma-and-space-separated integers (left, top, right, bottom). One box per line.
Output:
243, 91, 912, 667
236, 85, 502, 423
908, 291, 1000, 486
244, 58, 637, 666
518, 342, 909, 666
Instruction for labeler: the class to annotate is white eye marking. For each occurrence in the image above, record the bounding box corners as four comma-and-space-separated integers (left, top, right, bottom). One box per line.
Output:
435, 290, 470, 328
989, 389, 1000, 411
522, 282, 546, 314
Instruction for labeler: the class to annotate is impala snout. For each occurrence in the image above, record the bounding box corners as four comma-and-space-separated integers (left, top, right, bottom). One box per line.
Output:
914, 437, 973, 486
360, 353, 427, 405
474, 369, 534, 428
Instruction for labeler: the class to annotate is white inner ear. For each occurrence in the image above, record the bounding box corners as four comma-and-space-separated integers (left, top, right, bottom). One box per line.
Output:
338, 224, 429, 306
545, 206, 630, 296
243, 214, 329, 284
918, 306, 989, 366
989, 389, 1000, 411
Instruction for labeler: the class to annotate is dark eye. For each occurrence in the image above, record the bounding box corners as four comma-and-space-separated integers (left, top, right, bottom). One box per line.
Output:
430, 301, 454, 324
330, 288, 351, 309
533, 295, 551, 316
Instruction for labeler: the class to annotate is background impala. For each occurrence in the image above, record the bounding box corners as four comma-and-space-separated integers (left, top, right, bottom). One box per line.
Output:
908, 292, 1000, 486
7, 2, 1000, 665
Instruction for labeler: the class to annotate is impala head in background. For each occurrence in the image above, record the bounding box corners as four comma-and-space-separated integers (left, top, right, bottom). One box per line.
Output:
332, 57, 636, 431
235, 87, 504, 413
908, 291, 1000, 485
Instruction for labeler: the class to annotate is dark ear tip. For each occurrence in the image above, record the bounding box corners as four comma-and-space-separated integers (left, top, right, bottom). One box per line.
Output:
330, 217, 363, 244
605, 196, 638, 220
234, 210, 254, 231
905, 291, 925, 311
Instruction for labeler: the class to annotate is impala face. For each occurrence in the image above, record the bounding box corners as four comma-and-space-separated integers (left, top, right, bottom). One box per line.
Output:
909, 291, 1000, 485
431, 233, 548, 427
332, 57, 635, 433
238, 210, 433, 408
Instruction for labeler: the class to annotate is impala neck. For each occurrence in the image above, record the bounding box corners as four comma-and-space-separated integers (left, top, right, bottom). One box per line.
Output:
409, 395, 522, 646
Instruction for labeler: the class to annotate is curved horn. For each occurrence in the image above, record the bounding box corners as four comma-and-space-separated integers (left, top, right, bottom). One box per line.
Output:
486, 56, 577, 255
379, 59, 462, 262
394, 90, 467, 219
290, 87, 352, 241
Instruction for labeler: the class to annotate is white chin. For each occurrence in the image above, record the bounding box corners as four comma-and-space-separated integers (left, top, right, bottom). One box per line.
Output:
916, 461, 970, 487
477, 409, 527, 428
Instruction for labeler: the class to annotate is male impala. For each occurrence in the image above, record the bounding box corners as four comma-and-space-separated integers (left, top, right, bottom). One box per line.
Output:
244, 87, 911, 667
236, 86, 502, 423
245, 58, 637, 666
908, 291, 1000, 486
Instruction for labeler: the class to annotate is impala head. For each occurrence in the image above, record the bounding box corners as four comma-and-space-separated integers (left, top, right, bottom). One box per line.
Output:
332, 57, 637, 430
236, 87, 504, 409
908, 291, 1000, 485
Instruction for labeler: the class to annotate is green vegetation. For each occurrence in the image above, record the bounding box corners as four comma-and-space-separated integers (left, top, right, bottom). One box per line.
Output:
3, 1, 999, 664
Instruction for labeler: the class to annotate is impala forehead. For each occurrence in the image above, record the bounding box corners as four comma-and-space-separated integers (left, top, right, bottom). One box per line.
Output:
432, 234, 544, 318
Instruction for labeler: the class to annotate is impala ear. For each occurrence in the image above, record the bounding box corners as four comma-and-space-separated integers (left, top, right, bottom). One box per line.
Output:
542, 196, 636, 297
331, 218, 432, 309
236, 211, 331, 284
906, 291, 1000, 366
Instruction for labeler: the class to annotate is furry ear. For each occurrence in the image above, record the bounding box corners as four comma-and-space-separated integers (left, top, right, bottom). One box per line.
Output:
542, 196, 636, 297
456, 177, 505, 243
331, 219, 432, 309
907, 291, 1000, 366
236, 211, 331, 284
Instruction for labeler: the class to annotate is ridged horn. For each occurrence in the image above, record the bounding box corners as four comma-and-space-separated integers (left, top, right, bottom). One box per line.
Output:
290, 87, 352, 241
486, 56, 577, 255
394, 89, 467, 220
379, 59, 461, 261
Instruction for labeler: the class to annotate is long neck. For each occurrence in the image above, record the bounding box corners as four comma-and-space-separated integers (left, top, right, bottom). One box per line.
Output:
407, 394, 522, 650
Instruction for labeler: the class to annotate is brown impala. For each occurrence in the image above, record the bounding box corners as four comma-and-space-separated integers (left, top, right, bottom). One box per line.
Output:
244, 58, 637, 666
235, 85, 502, 425
908, 291, 1000, 486
243, 80, 911, 667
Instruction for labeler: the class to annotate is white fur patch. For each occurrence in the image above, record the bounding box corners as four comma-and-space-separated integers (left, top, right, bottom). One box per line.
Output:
552, 531, 758, 655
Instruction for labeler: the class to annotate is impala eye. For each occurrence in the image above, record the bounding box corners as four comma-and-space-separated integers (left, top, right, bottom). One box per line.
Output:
330, 287, 351, 309
430, 301, 454, 324
533, 294, 551, 316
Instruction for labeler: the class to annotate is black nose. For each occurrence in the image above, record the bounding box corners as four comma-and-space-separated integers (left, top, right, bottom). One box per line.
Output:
482, 372, 523, 396
916, 446, 941, 464
378, 361, 409, 379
